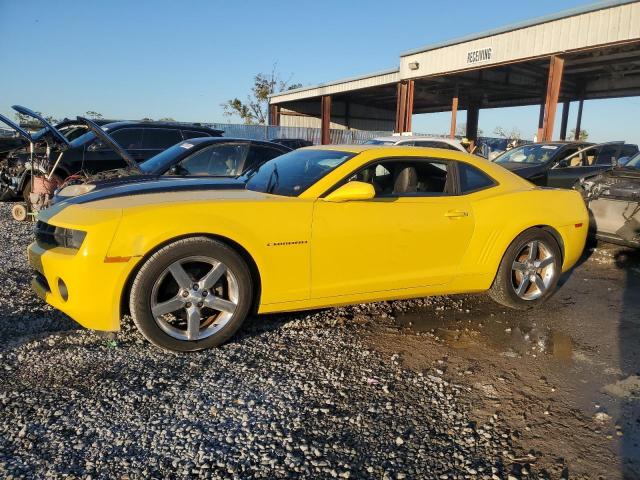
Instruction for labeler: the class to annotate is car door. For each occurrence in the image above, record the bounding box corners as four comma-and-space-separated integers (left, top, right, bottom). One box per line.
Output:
548, 144, 622, 188
310, 157, 475, 299
83, 127, 145, 173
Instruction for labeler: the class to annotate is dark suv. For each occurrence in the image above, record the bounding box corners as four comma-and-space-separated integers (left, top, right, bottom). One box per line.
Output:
1, 120, 222, 201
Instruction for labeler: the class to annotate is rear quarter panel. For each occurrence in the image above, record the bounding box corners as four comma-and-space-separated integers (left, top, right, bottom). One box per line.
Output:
461, 187, 588, 286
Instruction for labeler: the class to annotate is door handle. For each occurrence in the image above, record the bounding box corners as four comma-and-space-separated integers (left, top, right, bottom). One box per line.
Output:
444, 210, 469, 218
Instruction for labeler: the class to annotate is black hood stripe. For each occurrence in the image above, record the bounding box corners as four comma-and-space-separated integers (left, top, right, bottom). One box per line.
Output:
63, 178, 246, 205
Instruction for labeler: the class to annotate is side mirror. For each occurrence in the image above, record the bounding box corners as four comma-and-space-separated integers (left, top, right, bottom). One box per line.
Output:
324, 181, 375, 202
168, 164, 188, 176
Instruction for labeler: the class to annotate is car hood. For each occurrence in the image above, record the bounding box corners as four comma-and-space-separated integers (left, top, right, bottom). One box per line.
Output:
55, 176, 247, 207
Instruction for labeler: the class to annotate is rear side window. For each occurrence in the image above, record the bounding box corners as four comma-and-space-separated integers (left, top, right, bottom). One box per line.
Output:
413, 140, 458, 150
182, 130, 210, 139
459, 163, 495, 193
110, 128, 143, 150
595, 145, 619, 165
244, 145, 285, 171
142, 128, 182, 149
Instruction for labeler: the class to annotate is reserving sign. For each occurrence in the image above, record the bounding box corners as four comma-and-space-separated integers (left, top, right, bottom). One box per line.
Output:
467, 47, 493, 64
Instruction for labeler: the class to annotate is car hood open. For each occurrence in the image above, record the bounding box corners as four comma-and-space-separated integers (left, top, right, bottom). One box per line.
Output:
75, 116, 141, 172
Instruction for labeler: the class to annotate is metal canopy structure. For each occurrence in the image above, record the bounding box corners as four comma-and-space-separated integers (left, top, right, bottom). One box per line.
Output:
269, 0, 640, 144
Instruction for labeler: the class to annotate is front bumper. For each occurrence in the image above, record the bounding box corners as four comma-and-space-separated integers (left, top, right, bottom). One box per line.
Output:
28, 242, 135, 331
27, 205, 133, 332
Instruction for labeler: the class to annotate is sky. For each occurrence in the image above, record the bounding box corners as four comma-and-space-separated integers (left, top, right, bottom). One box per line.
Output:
0, 0, 637, 143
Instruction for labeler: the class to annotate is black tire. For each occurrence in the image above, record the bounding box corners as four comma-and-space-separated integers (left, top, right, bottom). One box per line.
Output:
488, 228, 562, 310
129, 237, 253, 352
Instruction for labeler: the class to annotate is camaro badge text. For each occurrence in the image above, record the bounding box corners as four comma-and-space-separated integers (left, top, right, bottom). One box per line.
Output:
266, 240, 308, 247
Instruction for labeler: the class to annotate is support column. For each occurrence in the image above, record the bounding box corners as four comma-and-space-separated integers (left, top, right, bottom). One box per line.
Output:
574, 98, 584, 140
450, 84, 459, 139
559, 101, 570, 140
541, 55, 565, 142
269, 104, 280, 126
321, 95, 331, 145
466, 103, 480, 145
395, 80, 414, 133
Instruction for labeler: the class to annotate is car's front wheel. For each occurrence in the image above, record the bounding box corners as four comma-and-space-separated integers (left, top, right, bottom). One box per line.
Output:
129, 237, 253, 352
488, 228, 562, 310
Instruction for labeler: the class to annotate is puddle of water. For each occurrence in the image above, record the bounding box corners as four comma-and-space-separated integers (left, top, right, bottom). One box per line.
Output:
394, 306, 574, 363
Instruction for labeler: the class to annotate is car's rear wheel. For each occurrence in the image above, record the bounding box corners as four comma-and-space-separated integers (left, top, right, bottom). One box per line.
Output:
488, 228, 561, 310
129, 237, 253, 352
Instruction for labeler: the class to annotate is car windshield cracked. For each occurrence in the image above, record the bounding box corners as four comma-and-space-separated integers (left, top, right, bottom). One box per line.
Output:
244, 149, 354, 196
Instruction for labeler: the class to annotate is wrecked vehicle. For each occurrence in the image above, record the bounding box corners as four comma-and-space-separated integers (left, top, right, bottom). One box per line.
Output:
55, 117, 291, 201
492, 141, 638, 188
0, 111, 223, 203
575, 154, 640, 248
30, 145, 588, 352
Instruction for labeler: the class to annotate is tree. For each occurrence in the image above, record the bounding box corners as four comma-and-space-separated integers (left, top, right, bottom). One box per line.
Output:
85, 111, 103, 119
569, 128, 589, 140
493, 126, 522, 141
14, 111, 57, 128
158, 117, 176, 122
222, 66, 302, 125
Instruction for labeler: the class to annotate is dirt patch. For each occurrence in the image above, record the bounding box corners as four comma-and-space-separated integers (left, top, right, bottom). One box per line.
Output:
364, 244, 640, 479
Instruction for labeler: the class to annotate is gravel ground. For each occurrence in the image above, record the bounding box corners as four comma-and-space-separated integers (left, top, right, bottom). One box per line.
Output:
0, 204, 540, 479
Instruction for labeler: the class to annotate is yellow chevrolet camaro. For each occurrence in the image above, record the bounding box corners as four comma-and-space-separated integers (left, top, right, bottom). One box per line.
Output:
29, 145, 588, 351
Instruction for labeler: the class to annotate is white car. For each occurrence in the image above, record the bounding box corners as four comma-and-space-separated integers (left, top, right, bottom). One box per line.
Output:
363, 135, 467, 152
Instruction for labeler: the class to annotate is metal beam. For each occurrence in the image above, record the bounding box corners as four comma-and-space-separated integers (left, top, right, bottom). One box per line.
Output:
394, 80, 415, 133
450, 84, 459, 139
466, 103, 479, 142
321, 95, 331, 145
559, 101, 570, 140
574, 98, 584, 140
268, 104, 280, 126
541, 55, 565, 142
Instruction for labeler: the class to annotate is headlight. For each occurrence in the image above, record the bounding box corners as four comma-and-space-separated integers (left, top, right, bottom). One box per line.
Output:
57, 183, 96, 197
53, 227, 87, 249
35, 221, 87, 250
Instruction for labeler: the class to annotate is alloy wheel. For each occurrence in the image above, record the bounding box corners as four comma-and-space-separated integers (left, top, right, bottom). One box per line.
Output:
150, 256, 239, 341
511, 240, 556, 301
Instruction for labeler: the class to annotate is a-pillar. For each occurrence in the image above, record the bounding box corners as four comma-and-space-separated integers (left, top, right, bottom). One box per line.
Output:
269, 104, 280, 126
321, 95, 332, 145
395, 80, 415, 133
540, 55, 565, 142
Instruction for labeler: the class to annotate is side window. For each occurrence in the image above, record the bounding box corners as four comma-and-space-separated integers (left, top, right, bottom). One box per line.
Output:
182, 130, 210, 140
621, 145, 638, 157
558, 148, 581, 167
414, 140, 457, 150
459, 163, 495, 193
595, 145, 619, 165
347, 159, 453, 197
110, 128, 144, 150
142, 128, 182, 149
245, 145, 285, 172
177, 143, 249, 176
584, 147, 597, 166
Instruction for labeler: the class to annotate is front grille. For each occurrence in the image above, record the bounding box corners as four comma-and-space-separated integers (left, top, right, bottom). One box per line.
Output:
34, 221, 57, 247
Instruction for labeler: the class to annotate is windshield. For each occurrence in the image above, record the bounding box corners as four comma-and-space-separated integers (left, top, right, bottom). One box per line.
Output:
363, 139, 395, 145
244, 149, 354, 196
626, 153, 640, 169
139, 142, 192, 173
494, 144, 561, 164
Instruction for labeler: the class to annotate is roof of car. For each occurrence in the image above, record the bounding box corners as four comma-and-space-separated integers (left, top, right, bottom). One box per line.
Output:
174, 136, 291, 149
102, 121, 222, 134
